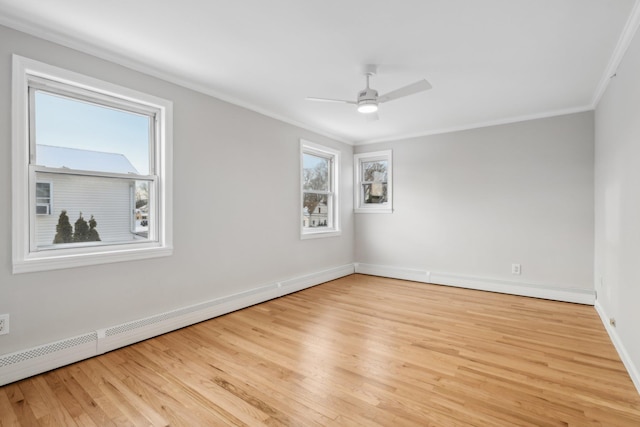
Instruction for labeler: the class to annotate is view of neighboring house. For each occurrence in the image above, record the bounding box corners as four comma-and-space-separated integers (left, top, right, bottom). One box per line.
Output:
302, 201, 328, 228
35, 144, 148, 248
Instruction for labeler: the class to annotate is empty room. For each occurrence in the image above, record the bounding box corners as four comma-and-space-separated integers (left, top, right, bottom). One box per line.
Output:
1, 1, 640, 425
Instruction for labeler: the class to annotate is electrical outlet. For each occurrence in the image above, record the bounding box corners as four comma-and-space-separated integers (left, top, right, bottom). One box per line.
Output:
0, 314, 9, 335
511, 263, 521, 275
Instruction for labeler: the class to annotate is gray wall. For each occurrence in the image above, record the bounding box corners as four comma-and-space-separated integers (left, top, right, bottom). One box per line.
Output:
594, 22, 640, 382
0, 25, 354, 354
355, 112, 595, 291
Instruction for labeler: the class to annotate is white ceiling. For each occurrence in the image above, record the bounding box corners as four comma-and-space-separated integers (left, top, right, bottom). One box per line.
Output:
0, 0, 637, 144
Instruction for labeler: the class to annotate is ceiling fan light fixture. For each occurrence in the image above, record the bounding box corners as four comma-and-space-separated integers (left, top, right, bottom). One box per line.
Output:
357, 101, 378, 114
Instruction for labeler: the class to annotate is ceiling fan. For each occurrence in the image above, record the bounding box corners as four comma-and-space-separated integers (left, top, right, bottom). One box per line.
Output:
306, 65, 432, 120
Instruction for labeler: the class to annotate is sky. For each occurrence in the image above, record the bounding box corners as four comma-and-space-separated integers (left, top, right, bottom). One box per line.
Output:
303, 153, 327, 170
34, 90, 151, 175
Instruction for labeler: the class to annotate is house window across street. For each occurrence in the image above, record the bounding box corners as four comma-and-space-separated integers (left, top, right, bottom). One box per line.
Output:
35, 182, 51, 215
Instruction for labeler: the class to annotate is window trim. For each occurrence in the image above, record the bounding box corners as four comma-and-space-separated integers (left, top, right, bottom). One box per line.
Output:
12, 55, 173, 273
354, 150, 393, 214
300, 140, 341, 239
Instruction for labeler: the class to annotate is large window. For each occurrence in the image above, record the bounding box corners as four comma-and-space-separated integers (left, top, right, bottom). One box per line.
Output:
300, 140, 340, 239
354, 150, 393, 213
12, 55, 173, 273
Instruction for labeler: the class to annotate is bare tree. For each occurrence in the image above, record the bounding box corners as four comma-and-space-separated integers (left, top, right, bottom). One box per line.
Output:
135, 181, 149, 209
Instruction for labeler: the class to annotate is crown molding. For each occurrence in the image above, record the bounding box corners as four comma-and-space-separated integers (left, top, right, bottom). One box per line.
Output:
0, 14, 353, 146
3, 2, 638, 147
591, 0, 640, 107
354, 105, 593, 145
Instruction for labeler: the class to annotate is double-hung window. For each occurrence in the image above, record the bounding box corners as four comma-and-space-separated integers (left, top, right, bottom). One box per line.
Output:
354, 150, 393, 213
12, 55, 173, 273
300, 140, 340, 238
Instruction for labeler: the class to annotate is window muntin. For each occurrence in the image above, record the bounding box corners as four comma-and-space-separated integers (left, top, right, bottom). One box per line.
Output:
354, 150, 393, 213
300, 141, 340, 238
12, 55, 173, 273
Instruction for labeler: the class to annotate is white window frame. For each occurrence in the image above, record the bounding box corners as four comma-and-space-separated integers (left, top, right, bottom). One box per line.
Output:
12, 55, 173, 273
300, 140, 341, 239
354, 150, 393, 214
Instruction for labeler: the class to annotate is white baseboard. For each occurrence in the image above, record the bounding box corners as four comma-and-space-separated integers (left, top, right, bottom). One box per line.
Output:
279, 264, 355, 294
353, 263, 430, 283
594, 301, 640, 395
354, 263, 595, 305
430, 271, 595, 305
0, 263, 354, 386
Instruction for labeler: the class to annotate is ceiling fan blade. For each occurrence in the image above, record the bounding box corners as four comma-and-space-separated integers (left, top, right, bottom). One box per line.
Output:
378, 79, 432, 103
306, 97, 356, 104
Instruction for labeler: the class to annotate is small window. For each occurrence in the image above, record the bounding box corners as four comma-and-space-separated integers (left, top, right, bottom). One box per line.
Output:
12, 55, 173, 273
35, 182, 52, 215
300, 140, 340, 239
354, 150, 393, 213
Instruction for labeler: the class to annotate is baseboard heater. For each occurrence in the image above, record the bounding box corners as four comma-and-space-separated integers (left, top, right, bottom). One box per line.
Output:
0, 264, 355, 386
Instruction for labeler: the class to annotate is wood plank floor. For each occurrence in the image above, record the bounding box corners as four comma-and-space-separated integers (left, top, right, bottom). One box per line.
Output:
1, 274, 640, 426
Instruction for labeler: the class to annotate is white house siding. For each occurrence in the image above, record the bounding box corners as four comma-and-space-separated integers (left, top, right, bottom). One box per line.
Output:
304, 202, 328, 228
35, 172, 136, 248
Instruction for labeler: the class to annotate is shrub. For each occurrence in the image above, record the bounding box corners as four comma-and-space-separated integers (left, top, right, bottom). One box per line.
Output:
73, 212, 89, 242
53, 211, 101, 244
53, 210, 73, 244
87, 215, 101, 242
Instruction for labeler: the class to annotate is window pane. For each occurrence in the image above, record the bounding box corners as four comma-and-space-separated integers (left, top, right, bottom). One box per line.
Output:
35, 171, 152, 249
35, 205, 50, 215
134, 180, 150, 238
34, 90, 151, 175
302, 153, 329, 191
36, 182, 50, 199
303, 193, 329, 228
362, 160, 387, 182
36, 182, 50, 205
35, 182, 51, 215
363, 182, 387, 204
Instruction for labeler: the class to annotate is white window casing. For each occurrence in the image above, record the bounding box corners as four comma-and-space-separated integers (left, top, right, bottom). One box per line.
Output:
300, 140, 341, 239
12, 55, 173, 273
354, 150, 393, 214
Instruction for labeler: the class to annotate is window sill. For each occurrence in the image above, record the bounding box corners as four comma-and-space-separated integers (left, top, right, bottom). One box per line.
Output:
301, 229, 342, 240
13, 244, 173, 274
354, 207, 393, 214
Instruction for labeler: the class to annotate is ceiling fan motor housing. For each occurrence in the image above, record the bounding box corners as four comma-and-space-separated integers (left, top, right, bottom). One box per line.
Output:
357, 87, 379, 112
358, 87, 378, 102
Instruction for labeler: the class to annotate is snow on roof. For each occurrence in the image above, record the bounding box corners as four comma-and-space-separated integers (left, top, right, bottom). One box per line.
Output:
36, 145, 139, 174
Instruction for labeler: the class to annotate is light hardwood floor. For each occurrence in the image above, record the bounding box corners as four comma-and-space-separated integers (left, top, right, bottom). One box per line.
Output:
1, 274, 639, 426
